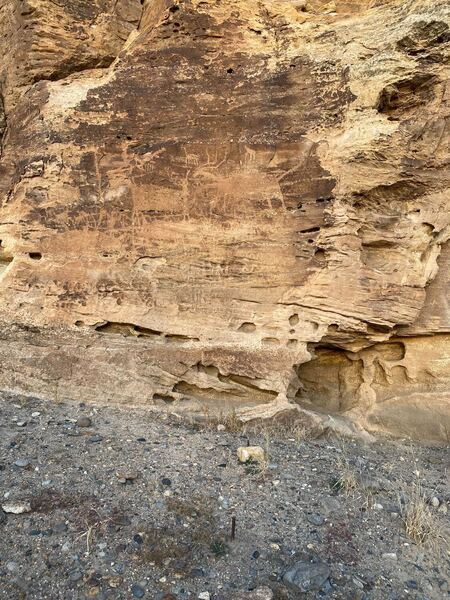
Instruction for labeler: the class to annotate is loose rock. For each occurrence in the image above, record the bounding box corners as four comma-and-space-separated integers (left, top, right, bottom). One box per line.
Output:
69, 569, 83, 582
116, 470, 139, 484
283, 559, 331, 593
306, 513, 324, 526
237, 446, 265, 464
108, 576, 123, 588
6, 561, 18, 573
2, 501, 32, 514
382, 553, 398, 561
131, 583, 145, 598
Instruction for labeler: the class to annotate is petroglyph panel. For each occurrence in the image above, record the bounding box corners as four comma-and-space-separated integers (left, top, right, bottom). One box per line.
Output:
0, 0, 449, 441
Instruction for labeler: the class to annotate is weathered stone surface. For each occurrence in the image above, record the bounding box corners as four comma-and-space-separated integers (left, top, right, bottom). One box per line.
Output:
0, 0, 449, 441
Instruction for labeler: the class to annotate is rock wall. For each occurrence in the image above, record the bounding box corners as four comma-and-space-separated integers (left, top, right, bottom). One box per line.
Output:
0, 0, 449, 441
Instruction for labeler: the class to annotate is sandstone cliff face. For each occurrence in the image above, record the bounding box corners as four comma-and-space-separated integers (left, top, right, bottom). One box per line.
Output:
0, 0, 449, 441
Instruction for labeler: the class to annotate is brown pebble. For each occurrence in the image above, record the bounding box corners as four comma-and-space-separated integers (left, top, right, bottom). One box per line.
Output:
108, 576, 123, 589
76, 416, 92, 428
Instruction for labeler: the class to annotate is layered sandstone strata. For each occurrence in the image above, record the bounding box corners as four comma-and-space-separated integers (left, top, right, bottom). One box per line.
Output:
0, 0, 449, 441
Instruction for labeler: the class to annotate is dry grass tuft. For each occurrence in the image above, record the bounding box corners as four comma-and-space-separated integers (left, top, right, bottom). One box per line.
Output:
217, 408, 242, 433
290, 420, 307, 442
254, 426, 271, 476
403, 499, 438, 546
401, 476, 446, 552
239, 426, 271, 477
243, 417, 311, 442
332, 454, 359, 496
250, 452, 270, 477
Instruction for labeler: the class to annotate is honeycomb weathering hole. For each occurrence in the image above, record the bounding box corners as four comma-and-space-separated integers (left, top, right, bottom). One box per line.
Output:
238, 322, 256, 333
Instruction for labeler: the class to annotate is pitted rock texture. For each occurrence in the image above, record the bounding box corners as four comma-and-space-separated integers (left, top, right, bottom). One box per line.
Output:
0, 0, 449, 441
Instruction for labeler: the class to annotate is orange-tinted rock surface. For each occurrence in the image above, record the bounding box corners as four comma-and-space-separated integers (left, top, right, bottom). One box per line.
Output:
0, 0, 449, 441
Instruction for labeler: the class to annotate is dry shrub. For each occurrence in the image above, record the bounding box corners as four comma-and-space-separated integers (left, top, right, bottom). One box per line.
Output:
332, 455, 359, 496
243, 416, 311, 442
138, 494, 229, 569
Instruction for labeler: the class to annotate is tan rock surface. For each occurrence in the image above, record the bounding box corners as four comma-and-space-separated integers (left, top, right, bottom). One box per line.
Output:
0, 0, 449, 441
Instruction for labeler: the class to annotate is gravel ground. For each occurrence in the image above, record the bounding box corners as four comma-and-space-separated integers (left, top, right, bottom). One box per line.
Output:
0, 394, 449, 600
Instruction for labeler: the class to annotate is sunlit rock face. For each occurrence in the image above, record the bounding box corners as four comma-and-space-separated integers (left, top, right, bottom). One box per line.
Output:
0, 0, 449, 441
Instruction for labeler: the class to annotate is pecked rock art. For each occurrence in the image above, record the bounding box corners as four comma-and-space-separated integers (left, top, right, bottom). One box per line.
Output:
0, 0, 449, 441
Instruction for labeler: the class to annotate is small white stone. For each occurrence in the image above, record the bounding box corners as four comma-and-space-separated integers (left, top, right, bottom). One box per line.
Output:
31, 412, 41, 418
198, 593, 210, 600
6, 561, 18, 573
217, 424, 226, 431
237, 446, 265, 463
353, 577, 365, 590
382, 553, 397, 560
2, 501, 32, 514
431, 497, 440, 508
373, 503, 383, 510
270, 543, 280, 551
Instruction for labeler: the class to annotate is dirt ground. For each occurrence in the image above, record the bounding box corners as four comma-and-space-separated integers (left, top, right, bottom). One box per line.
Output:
0, 393, 449, 600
